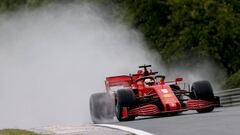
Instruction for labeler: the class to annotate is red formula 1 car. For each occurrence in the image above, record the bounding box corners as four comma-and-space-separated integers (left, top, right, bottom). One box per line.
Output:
90, 65, 220, 123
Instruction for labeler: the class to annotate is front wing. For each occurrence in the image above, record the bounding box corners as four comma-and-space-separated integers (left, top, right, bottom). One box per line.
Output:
122, 97, 220, 117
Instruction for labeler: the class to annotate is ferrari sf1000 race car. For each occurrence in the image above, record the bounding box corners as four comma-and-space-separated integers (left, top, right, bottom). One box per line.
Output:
89, 65, 220, 123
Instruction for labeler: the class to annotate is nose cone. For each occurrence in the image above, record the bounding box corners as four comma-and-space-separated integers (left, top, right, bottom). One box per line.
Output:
170, 103, 176, 107
168, 103, 177, 110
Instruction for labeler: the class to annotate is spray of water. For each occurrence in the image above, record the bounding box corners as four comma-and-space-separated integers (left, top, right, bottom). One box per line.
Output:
165, 59, 226, 91
0, 3, 162, 128
0, 2, 224, 128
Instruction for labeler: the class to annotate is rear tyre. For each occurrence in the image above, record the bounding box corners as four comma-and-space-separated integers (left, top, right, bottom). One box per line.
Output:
89, 93, 114, 124
191, 80, 215, 113
116, 89, 136, 121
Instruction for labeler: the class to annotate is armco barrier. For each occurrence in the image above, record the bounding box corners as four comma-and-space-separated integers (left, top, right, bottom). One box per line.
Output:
215, 88, 240, 107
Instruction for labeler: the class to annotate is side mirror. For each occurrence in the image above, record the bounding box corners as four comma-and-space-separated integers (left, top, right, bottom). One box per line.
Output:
175, 77, 183, 82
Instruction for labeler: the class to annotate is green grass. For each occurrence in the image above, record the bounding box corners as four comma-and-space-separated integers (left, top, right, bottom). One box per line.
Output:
0, 129, 40, 135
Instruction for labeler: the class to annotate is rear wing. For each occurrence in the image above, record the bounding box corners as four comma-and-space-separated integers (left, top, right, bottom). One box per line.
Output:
105, 75, 132, 91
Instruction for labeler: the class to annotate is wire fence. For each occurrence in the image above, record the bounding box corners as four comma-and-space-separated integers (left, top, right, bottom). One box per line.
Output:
215, 88, 240, 107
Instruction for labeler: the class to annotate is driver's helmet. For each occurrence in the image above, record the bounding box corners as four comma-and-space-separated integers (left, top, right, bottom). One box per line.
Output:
144, 78, 155, 86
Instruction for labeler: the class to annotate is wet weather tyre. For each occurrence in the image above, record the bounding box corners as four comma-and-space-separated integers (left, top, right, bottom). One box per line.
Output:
196, 106, 214, 113
191, 80, 215, 113
191, 80, 214, 100
116, 89, 136, 121
89, 93, 114, 124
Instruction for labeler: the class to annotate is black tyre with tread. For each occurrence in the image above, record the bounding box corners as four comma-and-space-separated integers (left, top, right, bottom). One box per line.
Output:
191, 80, 215, 113
89, 93, 114, 124
116, 89, 136, 121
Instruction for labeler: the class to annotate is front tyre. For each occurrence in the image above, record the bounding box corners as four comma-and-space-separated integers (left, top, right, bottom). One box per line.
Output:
89, 93, 114, 124
191, 80, 215, 113
116, 89, 136, 121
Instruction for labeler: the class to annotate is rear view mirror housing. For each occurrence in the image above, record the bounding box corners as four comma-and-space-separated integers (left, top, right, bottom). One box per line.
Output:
175, 77, 183, 82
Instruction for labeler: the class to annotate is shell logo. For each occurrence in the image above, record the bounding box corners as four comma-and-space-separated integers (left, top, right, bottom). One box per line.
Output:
163, 93, 172, 98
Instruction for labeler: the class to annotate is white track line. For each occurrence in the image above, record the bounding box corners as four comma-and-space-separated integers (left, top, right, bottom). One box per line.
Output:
97, 124, 154, 135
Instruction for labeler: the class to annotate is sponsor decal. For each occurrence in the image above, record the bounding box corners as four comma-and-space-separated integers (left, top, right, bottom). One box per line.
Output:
161, 89, 169, 93
163, 93, 172, 97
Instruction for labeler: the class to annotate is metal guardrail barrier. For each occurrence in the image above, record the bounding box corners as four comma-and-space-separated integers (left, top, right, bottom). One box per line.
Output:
215, 88, 240, 107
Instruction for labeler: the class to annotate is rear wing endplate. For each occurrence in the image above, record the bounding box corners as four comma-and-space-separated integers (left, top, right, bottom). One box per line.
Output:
105, 75, 132, 91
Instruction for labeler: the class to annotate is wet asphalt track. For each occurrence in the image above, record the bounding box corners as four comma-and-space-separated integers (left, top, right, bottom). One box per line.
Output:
112, 106, 240, 135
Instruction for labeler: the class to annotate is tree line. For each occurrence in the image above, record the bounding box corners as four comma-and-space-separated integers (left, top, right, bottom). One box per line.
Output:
1, 0, 239, 88
92, 0, 240, 89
